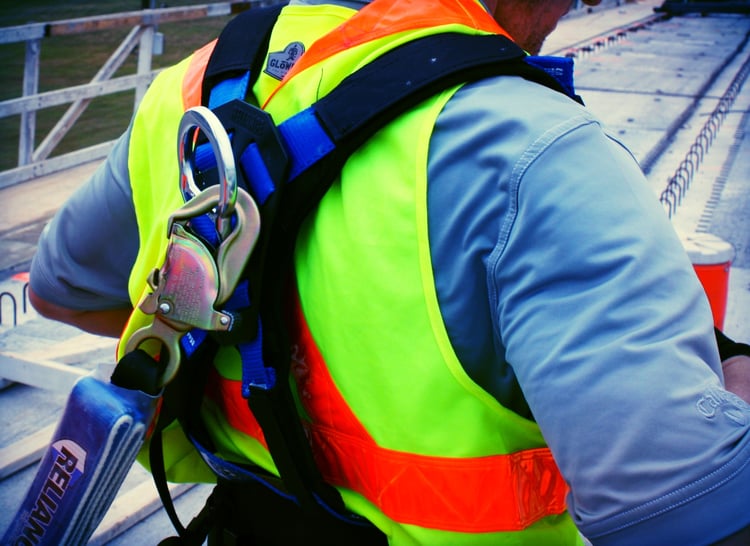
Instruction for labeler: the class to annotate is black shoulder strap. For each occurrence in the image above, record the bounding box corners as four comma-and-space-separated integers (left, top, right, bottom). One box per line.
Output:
312, 32, 576, 148
273, 32, 579, 226
200, 3, 286, 105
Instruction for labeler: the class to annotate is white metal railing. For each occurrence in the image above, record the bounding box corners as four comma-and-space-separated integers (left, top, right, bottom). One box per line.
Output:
0, 1, 278, 191
0, 0, 600, 192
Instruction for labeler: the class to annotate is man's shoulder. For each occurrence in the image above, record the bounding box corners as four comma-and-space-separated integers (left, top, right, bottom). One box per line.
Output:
449, 73, 592, 127
434, 73, 602, 164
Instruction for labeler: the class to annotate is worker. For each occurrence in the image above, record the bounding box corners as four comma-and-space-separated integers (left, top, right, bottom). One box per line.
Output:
27, 0, 750, 544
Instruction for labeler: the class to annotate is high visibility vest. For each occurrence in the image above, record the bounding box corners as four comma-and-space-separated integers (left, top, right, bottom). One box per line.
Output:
122, 0, 582, 544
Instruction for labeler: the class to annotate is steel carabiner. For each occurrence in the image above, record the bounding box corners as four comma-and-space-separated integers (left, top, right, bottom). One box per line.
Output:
178, 106, 238, 240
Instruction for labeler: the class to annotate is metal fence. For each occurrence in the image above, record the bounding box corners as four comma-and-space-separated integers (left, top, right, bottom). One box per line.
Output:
0, 1, 277, 191
0, 0, 603, 192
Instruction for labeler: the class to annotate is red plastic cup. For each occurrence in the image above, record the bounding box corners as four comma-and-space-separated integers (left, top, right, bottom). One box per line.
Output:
679, 232, 735, 330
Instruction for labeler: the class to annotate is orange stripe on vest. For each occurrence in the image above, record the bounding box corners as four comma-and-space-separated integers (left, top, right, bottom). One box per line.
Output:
263, 0, 509, 108
182, 40, 217, 109
205, 296, 568, 533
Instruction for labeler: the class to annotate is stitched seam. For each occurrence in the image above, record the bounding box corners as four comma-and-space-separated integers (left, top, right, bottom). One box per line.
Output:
487, 114, 600, 343
584, 439, 750, 538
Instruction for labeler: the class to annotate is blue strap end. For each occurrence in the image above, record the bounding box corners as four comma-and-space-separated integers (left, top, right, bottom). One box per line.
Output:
525, 55, 576, 97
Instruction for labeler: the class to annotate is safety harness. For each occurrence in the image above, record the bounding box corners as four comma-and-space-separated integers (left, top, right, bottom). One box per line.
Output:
130, 4, 583, 544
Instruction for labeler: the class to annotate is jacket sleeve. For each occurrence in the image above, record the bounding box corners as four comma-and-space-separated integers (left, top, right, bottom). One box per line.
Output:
492, 114, 750, 545
29, 125, 139, 311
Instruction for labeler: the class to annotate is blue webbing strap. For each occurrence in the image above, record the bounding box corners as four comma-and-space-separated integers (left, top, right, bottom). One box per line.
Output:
277, 108, 336, 181
208, 72, 250, 110
177, 210, 276, 391
200, 3, 286, 105
224, 280, 276, 393
525, 55, 577, 100
192, 33, 581, 206
194, 101, 334, 205
238, 142, 277, 206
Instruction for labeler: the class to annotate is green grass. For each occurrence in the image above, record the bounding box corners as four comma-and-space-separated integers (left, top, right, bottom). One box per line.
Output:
0, 1, 239, 171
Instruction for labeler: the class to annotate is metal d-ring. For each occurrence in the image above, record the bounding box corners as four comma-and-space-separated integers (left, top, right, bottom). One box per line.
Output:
178, 106, 238, 240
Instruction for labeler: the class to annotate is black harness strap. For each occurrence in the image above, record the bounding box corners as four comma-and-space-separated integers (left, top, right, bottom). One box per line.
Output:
267, 31, 580, 238
200, 3, 286, 105
314, 33, 573, 145
152, 5, 584, 545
